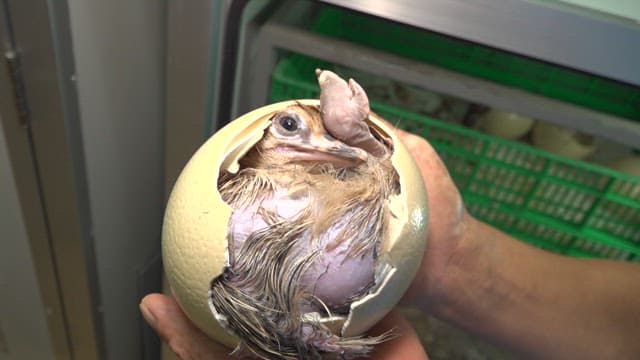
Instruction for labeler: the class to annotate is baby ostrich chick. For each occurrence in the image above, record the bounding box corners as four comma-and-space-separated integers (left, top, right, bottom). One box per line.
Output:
210, 71, 398, 359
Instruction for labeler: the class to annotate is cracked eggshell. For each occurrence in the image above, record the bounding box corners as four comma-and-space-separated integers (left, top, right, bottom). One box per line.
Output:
162, 100, 429, 347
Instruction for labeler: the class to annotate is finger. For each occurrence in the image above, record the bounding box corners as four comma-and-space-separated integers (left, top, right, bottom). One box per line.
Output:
140, 293, 233, 360
366, 309, 429, 360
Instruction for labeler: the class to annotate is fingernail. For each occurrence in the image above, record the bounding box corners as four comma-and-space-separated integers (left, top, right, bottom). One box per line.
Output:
139, 301, 157, 327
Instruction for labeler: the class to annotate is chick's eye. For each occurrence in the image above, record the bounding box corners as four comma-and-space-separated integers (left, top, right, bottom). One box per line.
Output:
279, 115, 299, 132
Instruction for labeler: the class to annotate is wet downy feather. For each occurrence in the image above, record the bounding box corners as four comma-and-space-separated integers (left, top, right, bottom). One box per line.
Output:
211, 154, 398, 359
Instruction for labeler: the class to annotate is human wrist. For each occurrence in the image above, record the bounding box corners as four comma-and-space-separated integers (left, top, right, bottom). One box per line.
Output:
402, 210, 477, 308
418, 216, 550, 356
417, 215, 500, 325
410, 211, 640, 359
420, 215, 480, 310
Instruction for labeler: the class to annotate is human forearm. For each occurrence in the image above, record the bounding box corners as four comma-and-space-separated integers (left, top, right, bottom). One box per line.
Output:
419, 216, 640, 359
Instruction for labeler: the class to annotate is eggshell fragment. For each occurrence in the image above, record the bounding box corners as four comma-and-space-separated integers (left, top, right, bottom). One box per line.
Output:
162, 99, 429, 347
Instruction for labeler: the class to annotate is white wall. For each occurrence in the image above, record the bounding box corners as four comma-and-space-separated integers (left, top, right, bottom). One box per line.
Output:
66, 1, 166, 358
0, 118, 55, 360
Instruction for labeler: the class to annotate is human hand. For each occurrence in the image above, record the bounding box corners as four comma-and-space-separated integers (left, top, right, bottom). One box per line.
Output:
396, 128, 640, 360
140, 293, 428, 360
139, 127, 464, 359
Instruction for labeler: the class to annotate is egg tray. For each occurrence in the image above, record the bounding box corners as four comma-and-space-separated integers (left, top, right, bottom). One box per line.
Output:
308, 6, 640, 122
270, 54, 640, 261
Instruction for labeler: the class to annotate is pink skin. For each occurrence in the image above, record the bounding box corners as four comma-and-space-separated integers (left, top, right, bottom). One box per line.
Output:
302, 213, 376, 310
316, 69, 387, 157
229, 188, 375, 311
219, 79, 392, 356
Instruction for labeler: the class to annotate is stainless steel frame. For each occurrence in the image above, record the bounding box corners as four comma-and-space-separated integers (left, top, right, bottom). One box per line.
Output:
320, 0, 640, 87
237, 19, 640, 148
166, 0, 640, 162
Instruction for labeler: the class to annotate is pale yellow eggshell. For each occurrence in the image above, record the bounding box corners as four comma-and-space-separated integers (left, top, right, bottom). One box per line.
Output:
532, 121, 597, 160
609, 155, 640, 177
162, 100, 429, 347
476, 109, 534, 139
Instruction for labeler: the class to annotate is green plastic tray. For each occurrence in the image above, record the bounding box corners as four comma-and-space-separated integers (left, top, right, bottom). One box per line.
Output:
270, 54, 640, 261
308, 7, 640, 122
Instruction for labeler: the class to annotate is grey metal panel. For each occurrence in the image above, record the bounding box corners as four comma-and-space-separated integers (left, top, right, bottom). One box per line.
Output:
165, 0, 228, 194
0, 119, 56, 360
1, 0, 102, 358
65, 0, 166, 358
232, 0, 315, 118
0, 3, 72, 358
45, 0, 108, 357
230, 0, 293, 120
249, 21, 640, 148
319, 0, 640, 86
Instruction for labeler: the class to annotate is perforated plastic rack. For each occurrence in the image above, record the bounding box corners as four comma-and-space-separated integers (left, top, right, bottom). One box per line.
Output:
271, 54, 640, 261
310, 7, 640, 122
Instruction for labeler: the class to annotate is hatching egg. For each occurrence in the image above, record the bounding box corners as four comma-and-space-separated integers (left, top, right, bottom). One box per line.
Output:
162, 99, 428, 357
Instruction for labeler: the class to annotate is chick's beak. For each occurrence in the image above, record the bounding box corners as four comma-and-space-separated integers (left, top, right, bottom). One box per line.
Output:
291, 133, 368, 166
